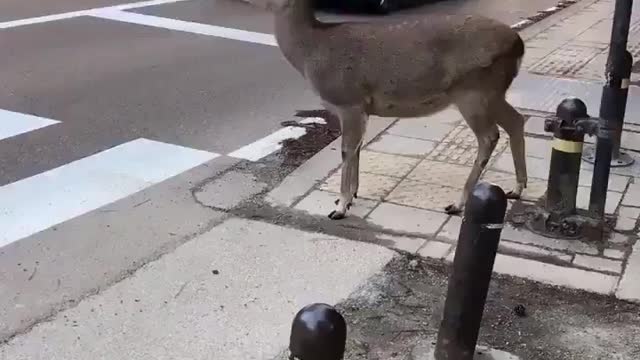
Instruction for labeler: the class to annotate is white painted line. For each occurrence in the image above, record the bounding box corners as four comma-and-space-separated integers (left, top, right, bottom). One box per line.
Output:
299, 117, 327, 125
0, 0, 191, 29
228, 126, 307, 161
0, 138, 218, 248
91, 10, 278, 46
0, 109, 60, 140
511, 19, 533, 28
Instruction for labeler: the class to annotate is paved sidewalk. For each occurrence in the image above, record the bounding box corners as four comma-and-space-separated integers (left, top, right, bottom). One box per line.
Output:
520, 0, 640, 84
268, 0, 640, 304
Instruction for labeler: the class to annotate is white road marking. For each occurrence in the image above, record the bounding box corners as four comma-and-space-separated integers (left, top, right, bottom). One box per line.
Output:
299, 117, 327, 125
511, 19, 533, 28
91, 10, 277, 46
228, 126, 307, 161
0, 0, 191, 29
0, 138, 218, 248
0, 109, 60, 140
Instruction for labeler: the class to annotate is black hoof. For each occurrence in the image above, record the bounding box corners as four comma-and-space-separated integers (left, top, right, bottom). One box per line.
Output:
445, 204, 462, 215
353, 192, 358, 199
506, 191, 521, 200
328, 210, 346, 220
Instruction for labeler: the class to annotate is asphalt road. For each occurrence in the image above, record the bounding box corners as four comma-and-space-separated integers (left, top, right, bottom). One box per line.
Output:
0, 0, 567, 342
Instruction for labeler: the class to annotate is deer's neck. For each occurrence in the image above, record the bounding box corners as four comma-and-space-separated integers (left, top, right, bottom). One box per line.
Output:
273, 0, 318, 74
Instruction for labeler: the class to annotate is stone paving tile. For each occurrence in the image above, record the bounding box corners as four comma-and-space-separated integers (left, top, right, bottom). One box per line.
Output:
574, 19, 614, 44
358, 150, 421, 178
426, 141, 478, 166
491, 254, 618, 295
375, 233, 426, 254
578, 169, 630, 192
387, 121, 456, 142
366, 203, 449, 238
406, 160, 472, 189
491, 153, 550, 180
529, 44, 602, 77
573, 51, 607, 81
524, 116, 550, 137
617, 239, 640, 301
616, 217, 637, 232
576, 186, 622, 214
366, 134, 437, 157
320, 171, 401, 200
417, 241, 453, 260
621, 181, 640, 207
501, 224, 599, 255
609, 232, 631, 245
603, 248, 626, 260
385, 180, 459, 212
573, 254, 623, 273
435, 216, 461, 244
294, 190, 378, 218
621, 131, 640, 152
480, 171, 547, 201
499, 241, 573, 263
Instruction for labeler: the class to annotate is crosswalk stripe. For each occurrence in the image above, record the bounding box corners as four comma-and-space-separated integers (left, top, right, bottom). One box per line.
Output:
0, 0, 191, 29
0, 138, 218, 248
0, 109, 60, 141
228, 126, 307, 161
90, 10, 278, 46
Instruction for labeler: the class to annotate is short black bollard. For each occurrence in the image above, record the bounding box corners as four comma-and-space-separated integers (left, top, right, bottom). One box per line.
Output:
434, 182, 507, 360
289, 303, 347, 360
544, 98, 589, 216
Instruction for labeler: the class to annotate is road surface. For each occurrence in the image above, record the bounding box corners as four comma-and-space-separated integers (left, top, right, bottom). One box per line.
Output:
0, 0, 570, 343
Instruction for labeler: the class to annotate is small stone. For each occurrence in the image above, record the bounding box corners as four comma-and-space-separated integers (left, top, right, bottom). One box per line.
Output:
409, 259, 419, 269
212, 270, 220, 275
514, 304, 527, 317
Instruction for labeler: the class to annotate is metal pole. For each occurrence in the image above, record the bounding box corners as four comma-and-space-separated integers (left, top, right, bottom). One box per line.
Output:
544, 98, 588, 217
434, 182, 507, 360
289, 303, 347, 360
589, 0, 634, 216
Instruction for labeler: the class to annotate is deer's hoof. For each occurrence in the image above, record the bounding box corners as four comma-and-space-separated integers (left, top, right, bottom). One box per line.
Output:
445, 204, 463, 215
328, 210, 346, 220
506, 191, 521, 200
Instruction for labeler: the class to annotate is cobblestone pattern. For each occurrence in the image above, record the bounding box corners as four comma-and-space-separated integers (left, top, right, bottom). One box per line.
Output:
524, 0, 640, 83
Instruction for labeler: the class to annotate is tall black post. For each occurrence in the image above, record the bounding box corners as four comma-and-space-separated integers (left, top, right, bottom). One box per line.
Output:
289, 303, 347, 360
434, 182, 507, 360
590, 0, 634, 216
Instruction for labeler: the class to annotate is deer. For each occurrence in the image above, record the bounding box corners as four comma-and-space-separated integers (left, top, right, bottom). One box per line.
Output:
270, 0, 528, 220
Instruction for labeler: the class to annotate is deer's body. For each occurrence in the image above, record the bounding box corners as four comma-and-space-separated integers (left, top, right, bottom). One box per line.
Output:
273, 0, 528, 219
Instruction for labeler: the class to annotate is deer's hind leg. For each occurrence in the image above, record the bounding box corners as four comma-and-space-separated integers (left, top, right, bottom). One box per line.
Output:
494, 98, 527, 198
447, 93, 500, 215
328, 105, 368, 220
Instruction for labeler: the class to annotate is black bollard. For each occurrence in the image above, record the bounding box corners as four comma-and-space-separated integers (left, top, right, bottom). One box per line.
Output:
289, 303, 347, 360
544, 98, 589, 216
434, 182, 507, 360
590, 0, 635, 216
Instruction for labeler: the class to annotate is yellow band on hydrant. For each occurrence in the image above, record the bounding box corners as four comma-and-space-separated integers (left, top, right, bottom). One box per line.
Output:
553, 138, 583, 153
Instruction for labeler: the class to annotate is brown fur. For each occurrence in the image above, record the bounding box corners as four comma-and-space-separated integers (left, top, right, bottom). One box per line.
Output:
273, 0, 528, 219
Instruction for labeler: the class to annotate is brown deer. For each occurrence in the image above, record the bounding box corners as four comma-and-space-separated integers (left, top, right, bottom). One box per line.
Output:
271, 0, 527, 219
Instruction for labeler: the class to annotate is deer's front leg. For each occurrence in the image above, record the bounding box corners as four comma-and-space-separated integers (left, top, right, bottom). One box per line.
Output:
328, 106, 368, 220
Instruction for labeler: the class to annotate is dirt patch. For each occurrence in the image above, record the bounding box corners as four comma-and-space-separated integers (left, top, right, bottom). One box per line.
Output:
332, 255, 640, 360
